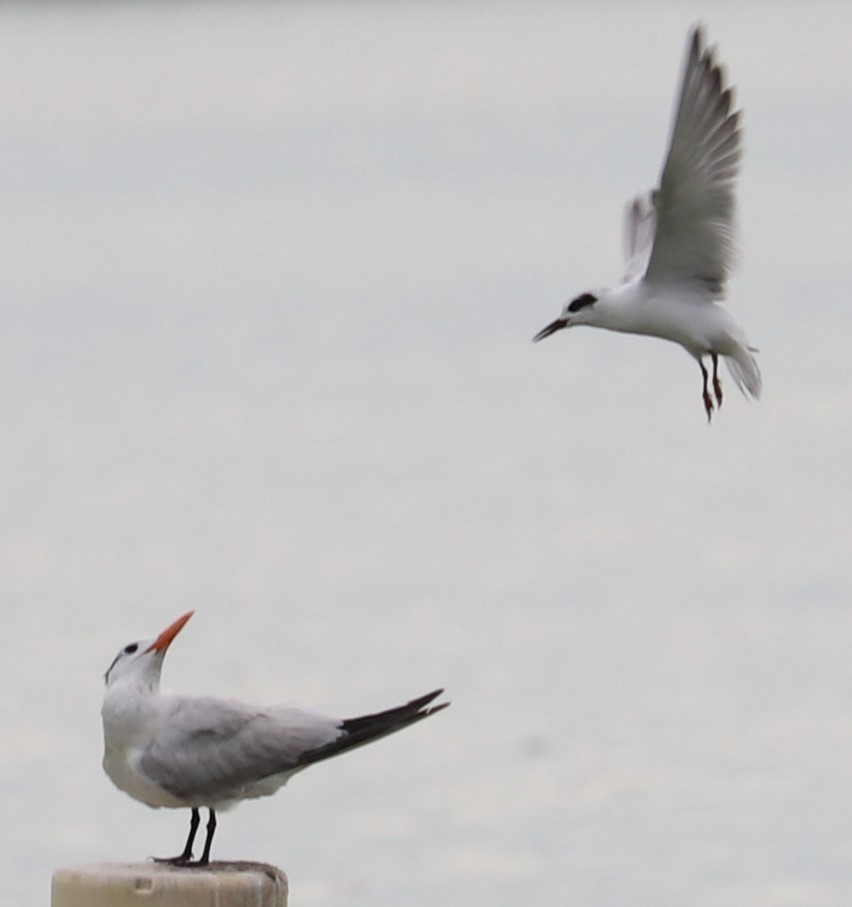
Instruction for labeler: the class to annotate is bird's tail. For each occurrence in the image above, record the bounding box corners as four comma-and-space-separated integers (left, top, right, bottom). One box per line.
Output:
725, 346, 762, 400
295, 689, 448, 768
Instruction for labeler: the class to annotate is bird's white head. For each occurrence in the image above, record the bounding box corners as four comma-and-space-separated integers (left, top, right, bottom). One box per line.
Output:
104, 610, 194, 691
532, 292, 599, 341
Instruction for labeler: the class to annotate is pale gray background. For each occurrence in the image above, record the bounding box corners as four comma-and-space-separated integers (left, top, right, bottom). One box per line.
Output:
1, 3, 850, 906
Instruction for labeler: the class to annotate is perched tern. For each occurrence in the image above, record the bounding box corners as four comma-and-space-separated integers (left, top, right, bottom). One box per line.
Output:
101, 611, 448, 866
533, 26, 761, 421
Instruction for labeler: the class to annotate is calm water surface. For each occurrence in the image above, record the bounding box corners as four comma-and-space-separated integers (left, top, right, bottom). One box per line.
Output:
1, 3, 852, 906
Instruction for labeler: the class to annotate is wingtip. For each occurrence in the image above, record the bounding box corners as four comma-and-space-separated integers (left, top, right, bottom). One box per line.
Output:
689, 23, 706, 54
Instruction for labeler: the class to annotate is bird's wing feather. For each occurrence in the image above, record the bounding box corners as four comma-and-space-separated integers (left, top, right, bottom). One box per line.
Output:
643, 26, 741, 293
622, 193, 657, 282
138, 696, 340, 803
137, 689, 447, 805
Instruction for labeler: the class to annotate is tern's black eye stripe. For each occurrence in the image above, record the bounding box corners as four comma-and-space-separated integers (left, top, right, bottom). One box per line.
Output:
124, 643, 139, 655
568, 292, 597, 313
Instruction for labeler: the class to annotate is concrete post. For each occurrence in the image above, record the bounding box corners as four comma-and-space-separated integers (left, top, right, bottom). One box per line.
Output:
52, 862, 288, 907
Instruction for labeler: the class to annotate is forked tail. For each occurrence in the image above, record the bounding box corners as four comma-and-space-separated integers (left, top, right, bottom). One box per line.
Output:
725, 346, 762, 400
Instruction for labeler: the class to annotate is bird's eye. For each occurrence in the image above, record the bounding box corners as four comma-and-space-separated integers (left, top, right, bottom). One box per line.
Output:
123, 643, 139, 655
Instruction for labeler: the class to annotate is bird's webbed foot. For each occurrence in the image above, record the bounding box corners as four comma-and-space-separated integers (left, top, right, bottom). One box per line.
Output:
151, 807, 206, 867
153, 853, 195, 866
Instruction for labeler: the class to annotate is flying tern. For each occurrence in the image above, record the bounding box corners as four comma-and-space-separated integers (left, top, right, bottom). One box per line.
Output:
533, 26, 761, 421
101, 611, 448, 866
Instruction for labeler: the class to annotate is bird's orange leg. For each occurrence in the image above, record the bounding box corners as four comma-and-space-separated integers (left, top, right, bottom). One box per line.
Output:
711, 353, 723, 408
700, 360, 714, 422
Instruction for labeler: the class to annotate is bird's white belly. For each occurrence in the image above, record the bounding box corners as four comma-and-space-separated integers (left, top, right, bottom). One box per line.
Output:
103, 746, 187, 810
619, 294, 737, 356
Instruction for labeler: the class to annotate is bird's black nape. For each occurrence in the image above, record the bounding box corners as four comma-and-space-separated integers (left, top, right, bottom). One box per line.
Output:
567, 292, 597, 313
153, 807, 217, 868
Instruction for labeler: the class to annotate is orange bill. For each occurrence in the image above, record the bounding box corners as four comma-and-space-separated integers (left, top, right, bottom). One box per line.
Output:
146, 611, 194, 653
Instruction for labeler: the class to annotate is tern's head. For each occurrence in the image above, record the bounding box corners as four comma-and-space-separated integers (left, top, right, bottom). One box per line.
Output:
103, 611, 193, 690
532, 292, 599, 341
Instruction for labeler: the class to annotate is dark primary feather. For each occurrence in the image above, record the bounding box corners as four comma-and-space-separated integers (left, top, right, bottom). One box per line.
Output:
294, 689, 448, 769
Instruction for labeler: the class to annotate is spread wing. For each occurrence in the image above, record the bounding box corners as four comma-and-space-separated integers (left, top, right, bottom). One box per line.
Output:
622, 192, 656, 282
643, 26, 742, 293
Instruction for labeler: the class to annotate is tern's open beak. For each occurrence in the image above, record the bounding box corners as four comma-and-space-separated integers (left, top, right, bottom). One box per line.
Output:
532, 317, 568, 342
147, 611, 194, 653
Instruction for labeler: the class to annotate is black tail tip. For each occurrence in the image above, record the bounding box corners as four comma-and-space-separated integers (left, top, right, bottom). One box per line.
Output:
416, 688, 450, 714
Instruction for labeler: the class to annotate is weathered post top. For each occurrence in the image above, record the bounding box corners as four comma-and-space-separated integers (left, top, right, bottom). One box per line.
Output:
52, 862, 288, 907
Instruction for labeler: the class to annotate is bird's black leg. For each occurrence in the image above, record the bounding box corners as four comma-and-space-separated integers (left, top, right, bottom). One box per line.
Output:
154, 807, 200, 865
700, 359, 714, 422
711, 353, 723, 408
198, 809, 217, 866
